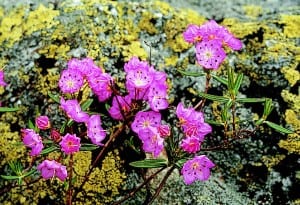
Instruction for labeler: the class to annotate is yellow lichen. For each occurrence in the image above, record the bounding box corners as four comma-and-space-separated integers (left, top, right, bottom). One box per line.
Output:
164, 55, 179, 67
122, 41, 148, 61
281, 90, 300, 113
243, 5, 263, 18
262, 155, 286, 171
280, 14, 300, 38
138, 11, 159, 35
281, 65, 300, 87
33, 67, 60, 96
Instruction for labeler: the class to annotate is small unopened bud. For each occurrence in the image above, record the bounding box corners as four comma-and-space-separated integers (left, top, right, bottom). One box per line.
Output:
51, 129, 61, 143
35, 116, 51, 130
157, 124, 171, 138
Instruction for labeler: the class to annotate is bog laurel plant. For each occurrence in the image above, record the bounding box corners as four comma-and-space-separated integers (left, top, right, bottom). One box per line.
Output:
0, 19, 293, 205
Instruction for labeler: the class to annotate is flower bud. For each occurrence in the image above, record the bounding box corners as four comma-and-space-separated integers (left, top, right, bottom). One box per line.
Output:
51, 129, 61, 143
35, 116, 51, 130
157, 124, 171, 138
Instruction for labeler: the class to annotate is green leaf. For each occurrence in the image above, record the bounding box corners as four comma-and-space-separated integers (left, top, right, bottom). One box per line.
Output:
48, 92, 60, 104
233, 73, 243, 94
198, 92, 229, 103
236, 98, 266, 103
177, 69, 205, 77
28, 119, 36, 130
205, 119, 223, 126
263, 98, 273, 117
227, 67, 234, 91
60, 121, 67, 133
41, 146, 59, 155
255, 119, 265, 126
81, 99, 93, 111
0, 107, 19, 112
264, 121, 294, 134
211, 74, 228, 85
0, 175, 20, 180
80, 143, 99, 151
129, 159, 168, 168
175, 158, 188, 168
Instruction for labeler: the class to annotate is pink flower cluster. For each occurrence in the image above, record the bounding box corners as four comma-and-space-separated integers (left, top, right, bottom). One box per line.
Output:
176, 102, 215, 184
183, 20, 242, 70
37, 160, 67, 181
59, 58, 113, 102
21, 128, 44, 156
108, 57, 168, 119
176, 102, 212, 153
131, 111, 170, 157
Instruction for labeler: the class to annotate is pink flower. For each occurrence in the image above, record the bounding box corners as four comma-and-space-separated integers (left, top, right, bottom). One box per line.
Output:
148, 83, 169, 112
37, 160, 67, 181
59, 133, 81, 154
180, 136, 201, 153
68, 57, 102, 77
58, 68, 84, 94
89, 73, 114, 102
183, 24, 203, 43
109, 95, 132, 120
131, 111, 161, 134
87, 115, 106, 145
0, 70, 7, 86
181, 155, 215, 185
21, 128, 44, 156
176, 102, 212, 141
138, 128, 164, 158
195, 40, 226, 70
125, 57, 154, 89
60, 98, 89, 123
35, 116, 51, 130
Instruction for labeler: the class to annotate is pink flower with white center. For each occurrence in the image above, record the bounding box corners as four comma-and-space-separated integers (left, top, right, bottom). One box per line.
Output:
180, 136, 201, 153
87, 115, 106, 145
183, 24, 203, 43
125, 57, 154, 89
0, 70, 7, 86
126, 81, 149, 100
59, 133, 81, 154
35, 115, 51, 130
181, 155, 215, 185
21, 128, 44, 156
131, 111, 161, 134
89, 73, 113, 102
148, 83, 169, 112
60, 98, 89, 123
109, 95, 132, 120
195, 40, 226, 70
138, 128, 164, 158
37, 160, 67, 181
58, 68, 84, 94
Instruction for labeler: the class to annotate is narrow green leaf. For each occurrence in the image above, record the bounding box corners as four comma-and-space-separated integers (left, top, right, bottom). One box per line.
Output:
0, 107, 19, 112
263, 99, 273, 117
205, 119, 223, 126
28, 119, 36, 130
67, 119, 74, 127
60, 121, 67, 133
23, 169, 37, 177
129, 159, 167, 168
211, 74, 228, 85
177, 69, 205, 77
48, 92, 60, 104
80, 143, 99, 151
198, 92, 229, 103
0, 175, 20, 180
175, 158, 188, 168
41, 146, 59, 155
236, 98, 266, 103
255, 119, 265, 126
233, 73, 243, 94
81, 99, 93, 111
227, 67, 234, 91
264, 121, 294, 134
